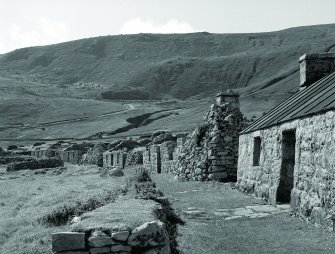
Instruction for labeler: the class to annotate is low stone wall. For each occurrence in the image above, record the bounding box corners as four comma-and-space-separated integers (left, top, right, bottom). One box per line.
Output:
52, 198, 171, 254
0, 155, 35, 165
237, 110, 335, 226
7, 157, 64, 171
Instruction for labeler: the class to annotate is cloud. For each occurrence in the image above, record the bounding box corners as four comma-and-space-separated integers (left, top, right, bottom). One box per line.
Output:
0, 17, 70, 54
120, 18, 197, 34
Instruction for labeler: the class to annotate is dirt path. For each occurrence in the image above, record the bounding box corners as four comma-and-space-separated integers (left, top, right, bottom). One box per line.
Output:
152, 174, 335, 254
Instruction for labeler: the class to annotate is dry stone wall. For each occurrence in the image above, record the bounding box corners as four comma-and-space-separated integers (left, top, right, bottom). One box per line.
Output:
51, 198, 171, 254
174, 102, 245, 181
125, 150, 143, 166
52, 222, 170, 254
237, 110, 335, 226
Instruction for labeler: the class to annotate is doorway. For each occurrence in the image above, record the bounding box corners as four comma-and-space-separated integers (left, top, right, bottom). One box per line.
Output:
277, 130, 296, 203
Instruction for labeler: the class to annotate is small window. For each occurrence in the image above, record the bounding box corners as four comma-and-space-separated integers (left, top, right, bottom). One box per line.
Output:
253, 136, 261, 166
168, 152, 173, 160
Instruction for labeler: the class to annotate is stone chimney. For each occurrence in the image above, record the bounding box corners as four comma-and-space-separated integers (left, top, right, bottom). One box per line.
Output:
216, 90, 239, 108
299, 53, 335, 89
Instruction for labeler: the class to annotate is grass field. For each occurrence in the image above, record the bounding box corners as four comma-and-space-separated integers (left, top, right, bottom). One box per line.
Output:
0, 164, 130, 254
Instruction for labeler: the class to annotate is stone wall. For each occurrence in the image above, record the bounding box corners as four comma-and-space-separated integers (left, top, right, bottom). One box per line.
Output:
52, 198, 171, 254
237, 110, 335, 226
103, 150, 126, 169
125, 150, 143, 166
142, 139, 184, 174
174, 102, 245, 181
160, 141, 177, 174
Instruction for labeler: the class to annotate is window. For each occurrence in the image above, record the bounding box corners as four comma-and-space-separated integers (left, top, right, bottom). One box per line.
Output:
253, 136, 261, 166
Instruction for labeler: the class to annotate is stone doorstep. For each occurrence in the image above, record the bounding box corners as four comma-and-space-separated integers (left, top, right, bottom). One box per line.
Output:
52, 232, 86, 253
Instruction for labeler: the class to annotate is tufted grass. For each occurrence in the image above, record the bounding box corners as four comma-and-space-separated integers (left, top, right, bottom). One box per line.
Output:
0, 164, 129, 254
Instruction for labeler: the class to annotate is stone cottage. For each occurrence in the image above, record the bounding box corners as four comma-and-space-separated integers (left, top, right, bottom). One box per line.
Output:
237, 53, 335, 225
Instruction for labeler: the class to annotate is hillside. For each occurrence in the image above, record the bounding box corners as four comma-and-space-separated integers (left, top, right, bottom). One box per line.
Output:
1, 23, 335, 144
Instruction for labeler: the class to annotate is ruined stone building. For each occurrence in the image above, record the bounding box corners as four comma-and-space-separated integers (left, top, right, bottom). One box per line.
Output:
143, 140, 181, 174
103, 150, 127, 169
174, 91, 245, 181
237, 53, 335, 225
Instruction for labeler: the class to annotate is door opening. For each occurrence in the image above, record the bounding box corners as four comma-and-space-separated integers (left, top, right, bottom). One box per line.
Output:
277, 130, 296, 203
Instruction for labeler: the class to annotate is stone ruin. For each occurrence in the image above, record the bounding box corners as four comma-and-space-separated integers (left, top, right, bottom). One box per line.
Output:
174, 91, 245, 181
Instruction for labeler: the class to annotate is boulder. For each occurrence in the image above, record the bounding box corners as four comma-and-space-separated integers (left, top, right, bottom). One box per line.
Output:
127, 220, 168, 247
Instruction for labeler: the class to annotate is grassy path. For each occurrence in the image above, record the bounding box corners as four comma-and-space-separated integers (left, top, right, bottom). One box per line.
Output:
151, 174, 335, 254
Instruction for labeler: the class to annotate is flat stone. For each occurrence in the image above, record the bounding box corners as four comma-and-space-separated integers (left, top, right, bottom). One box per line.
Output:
276, 204, 291, 210
89, 246, 111, 254
88, 230, 113, 247
224, 215, 243, 220
232, 208, 254, 217
110, 244, 132, 252
55, 251, 89, 254
212, 211, 230, 217
248, 212, 270, 219
246, 205, 279, 213
194, 168, 202, 175
52, 232, 86, 253
111, 231, 130, 242
127, 220, 169, 247
184, 210, 206, 216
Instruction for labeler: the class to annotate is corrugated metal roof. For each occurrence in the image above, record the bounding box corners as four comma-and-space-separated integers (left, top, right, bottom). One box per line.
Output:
241, 72, 335, 134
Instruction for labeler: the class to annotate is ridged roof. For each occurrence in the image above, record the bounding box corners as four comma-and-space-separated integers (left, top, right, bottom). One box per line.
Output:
241, 72, 335, 134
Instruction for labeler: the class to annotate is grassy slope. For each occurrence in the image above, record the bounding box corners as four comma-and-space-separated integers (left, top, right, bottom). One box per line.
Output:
1, 24, 335, 143
1, 24, 335, 99
0, 164, 129, 254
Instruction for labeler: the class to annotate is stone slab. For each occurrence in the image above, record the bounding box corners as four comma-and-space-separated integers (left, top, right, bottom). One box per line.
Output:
110, 244, 132, 252
52, 232, 86, 253
89, 246, 111, 254
111, 231, 130, 242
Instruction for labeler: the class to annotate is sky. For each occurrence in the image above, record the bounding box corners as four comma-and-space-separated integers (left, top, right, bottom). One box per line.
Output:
1, 0, 335, 54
